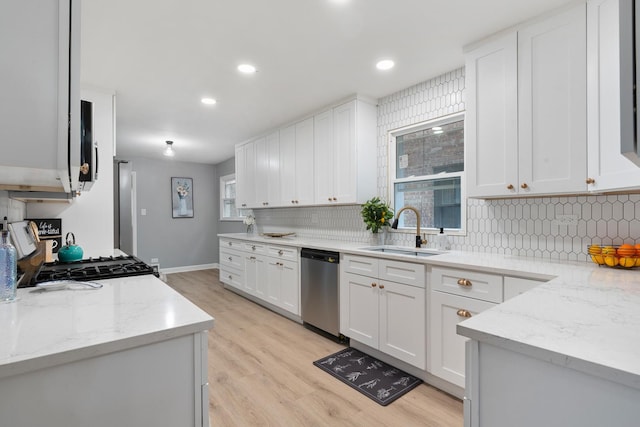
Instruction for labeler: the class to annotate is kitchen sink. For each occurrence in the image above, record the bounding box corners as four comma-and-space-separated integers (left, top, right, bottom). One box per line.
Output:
359, 246, 443, 257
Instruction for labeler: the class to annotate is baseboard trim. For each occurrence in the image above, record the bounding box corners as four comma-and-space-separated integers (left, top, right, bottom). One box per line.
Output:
160, 263, 219, 274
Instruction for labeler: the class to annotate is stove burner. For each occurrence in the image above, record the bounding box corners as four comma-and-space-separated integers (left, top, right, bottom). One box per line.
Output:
23, 255, 158, 288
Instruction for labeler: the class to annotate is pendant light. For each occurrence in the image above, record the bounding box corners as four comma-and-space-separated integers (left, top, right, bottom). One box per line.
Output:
163, 140, 175, 157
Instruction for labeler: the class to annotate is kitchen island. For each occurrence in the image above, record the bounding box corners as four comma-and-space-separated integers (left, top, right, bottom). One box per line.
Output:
0, 274, 214, 427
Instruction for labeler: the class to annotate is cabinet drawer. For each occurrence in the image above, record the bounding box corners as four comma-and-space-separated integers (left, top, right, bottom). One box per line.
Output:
267, 245, 297, 260
220, 267, 243, 290
220, 239, 243, 251
244, 242, 266, 254
220, 249, 244, 270
379, 260, 425, 288
431, 267, 502, 303
342, 254, 379, 277
504, 276, 545, 301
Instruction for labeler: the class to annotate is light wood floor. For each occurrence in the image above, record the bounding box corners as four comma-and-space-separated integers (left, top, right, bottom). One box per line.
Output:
166, 269, 463, 427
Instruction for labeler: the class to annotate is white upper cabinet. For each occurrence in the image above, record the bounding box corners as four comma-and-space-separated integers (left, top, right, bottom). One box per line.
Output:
466, 4, 587, 197
586, 0, 640, 191
314, 99, 377, 205
0, 0, 80, 193
236, 96, 376, 208
518, 5, 587, 195
465, 33, 518, 198
279, 118, 315, 206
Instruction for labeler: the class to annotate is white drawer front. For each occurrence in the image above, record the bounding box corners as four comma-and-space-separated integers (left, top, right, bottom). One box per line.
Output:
431, 267, 503, 303
220, 239, 243, 251
379, 260, 425, 288
504, 276, 545, 300
342, 254, 379, 277
220, 249, 244, 270
267, 244, 298, 260
219, 267, 243, 290
244, 242, 266, 254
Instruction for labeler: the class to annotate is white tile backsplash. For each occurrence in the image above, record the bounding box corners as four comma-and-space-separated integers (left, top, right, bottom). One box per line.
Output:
252, 67, 640, 263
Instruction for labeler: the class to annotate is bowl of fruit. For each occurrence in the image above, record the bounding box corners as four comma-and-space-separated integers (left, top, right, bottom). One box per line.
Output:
587, 244, 640, 268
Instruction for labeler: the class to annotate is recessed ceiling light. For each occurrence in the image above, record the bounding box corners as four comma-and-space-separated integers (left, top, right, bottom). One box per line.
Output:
238, 64, 257, 74
376, 59, 395, 71
201, 97, 217, 105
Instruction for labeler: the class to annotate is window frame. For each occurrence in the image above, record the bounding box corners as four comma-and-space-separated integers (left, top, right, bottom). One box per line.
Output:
387, 112, 466, 236
219, 173, 244, 221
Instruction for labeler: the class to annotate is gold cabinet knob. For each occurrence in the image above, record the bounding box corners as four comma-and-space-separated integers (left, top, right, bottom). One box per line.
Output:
521, 183, 528, 189
328, 197, 332, 202
586, 178, 595, 184
278, 250, 284, 256
228, 241, 232, 246
291, 200, 295, 204
379, 284, 385, 289
332, 197, 337, 201
507, 184, 514, 190
228, 275, 233, 280
228, 256, 232, 261
457, 278, 472, 287
457, 309, 472, 318
251, 245, 256, 250
371, 283, 377, 287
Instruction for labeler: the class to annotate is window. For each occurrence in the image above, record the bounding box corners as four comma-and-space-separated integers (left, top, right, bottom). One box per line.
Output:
389, 113, 465, 234
219, 173, 244, 220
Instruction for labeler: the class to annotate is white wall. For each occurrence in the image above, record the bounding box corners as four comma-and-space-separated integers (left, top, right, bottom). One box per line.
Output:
26, 87, 115, 258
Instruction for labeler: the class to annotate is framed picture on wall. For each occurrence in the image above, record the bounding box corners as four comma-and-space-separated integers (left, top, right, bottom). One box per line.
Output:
171, 177, 194, 218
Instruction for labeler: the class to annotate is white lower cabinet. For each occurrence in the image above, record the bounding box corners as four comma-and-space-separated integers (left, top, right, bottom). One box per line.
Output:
219, 238, 300, 316
429, 267, 502, 388
429, 290, 496, 388
341, 255, 426, 369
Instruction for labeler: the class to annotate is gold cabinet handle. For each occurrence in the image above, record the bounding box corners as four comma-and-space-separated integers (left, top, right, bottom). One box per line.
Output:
249, 256, 256, 260
291, 200, 295, 204
251, 245, 256, 250
507, 184, 514, 190
379, 284, 385, 289
278, 250, 284, 256
328, 197, 332, 202
371, 283, 377, 287
457, 278, 472, 287
586, 178, 595, 184
295, 200, 299, 204
228, 274, 233, 280
332, 197, 337, 201
521, 183, 528, 189
228, 256, 233, 261
457, 309, 472, 318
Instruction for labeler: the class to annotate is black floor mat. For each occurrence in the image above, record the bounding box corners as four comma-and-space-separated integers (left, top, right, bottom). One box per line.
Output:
313, 347, 423, 406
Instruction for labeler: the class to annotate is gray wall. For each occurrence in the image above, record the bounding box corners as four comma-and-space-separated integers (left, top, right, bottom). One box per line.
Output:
127, 156, 218, 269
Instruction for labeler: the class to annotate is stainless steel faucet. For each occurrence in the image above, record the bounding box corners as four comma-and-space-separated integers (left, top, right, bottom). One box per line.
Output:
391, 206, 426, 248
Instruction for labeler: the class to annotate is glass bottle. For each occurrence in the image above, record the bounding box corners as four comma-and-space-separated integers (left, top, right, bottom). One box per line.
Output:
0, 230, 17, 302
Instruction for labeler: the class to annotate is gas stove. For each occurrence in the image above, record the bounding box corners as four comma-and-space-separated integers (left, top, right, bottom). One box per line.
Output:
22, 255, 158, 288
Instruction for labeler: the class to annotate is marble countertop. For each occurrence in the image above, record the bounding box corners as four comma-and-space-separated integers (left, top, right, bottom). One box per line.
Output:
0, 275, 214, 379
220, 232, 640, 390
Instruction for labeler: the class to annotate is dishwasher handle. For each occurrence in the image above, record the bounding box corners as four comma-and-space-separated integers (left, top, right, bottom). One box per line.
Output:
300, 248, 340, 263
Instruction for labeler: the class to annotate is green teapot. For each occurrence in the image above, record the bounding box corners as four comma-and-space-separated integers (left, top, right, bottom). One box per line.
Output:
58, 232, 84, 262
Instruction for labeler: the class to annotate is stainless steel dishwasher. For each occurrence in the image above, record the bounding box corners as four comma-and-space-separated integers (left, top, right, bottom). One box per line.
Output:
300, 248, 340, 339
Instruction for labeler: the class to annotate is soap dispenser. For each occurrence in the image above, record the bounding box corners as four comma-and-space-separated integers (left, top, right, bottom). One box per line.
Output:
436, 228, 451, 250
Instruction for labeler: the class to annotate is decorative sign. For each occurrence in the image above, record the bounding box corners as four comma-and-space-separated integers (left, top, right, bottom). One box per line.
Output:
171, 177, 194, 218
26, 218, 62, 253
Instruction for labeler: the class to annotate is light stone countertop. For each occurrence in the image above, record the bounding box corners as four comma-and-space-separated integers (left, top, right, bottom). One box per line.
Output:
219, 232, 640, 390
0, 275, 214, 379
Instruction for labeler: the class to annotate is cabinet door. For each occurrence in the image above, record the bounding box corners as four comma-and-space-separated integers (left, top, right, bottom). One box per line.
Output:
0, 0, 80, 192
378, 280, 426, 369
235, 143, 255, 209
266, 132, 280, 207
314, 109, 335, 204
253, 256, 268, 299
429, 291, 496, 388
332, 100, 357, 203
518, 4, 587, 194
253, 137, 268, 207
343, 272, 379, 348
279, 259, 299, 315
465, 32, 518, 197
279, 124, 296, 206
244, 254, 259, 295
295, 117, 315, 205
266, 259, 282, 307
587, 0, 640, 191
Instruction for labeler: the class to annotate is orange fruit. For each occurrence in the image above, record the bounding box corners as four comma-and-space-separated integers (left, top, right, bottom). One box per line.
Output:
604, 255, 618, 267
590, 254, 605, 265
619, 257, 636, 268
617, 244, 636, 257
635, 243, 640, 256
588, 245, 602, 254
602, 246, 616, 256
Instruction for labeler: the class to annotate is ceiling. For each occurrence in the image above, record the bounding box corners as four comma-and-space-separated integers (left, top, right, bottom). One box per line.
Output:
81, 0, 574, 165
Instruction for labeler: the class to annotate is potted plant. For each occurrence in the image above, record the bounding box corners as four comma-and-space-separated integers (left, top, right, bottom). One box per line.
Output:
361, 197, 394, 244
